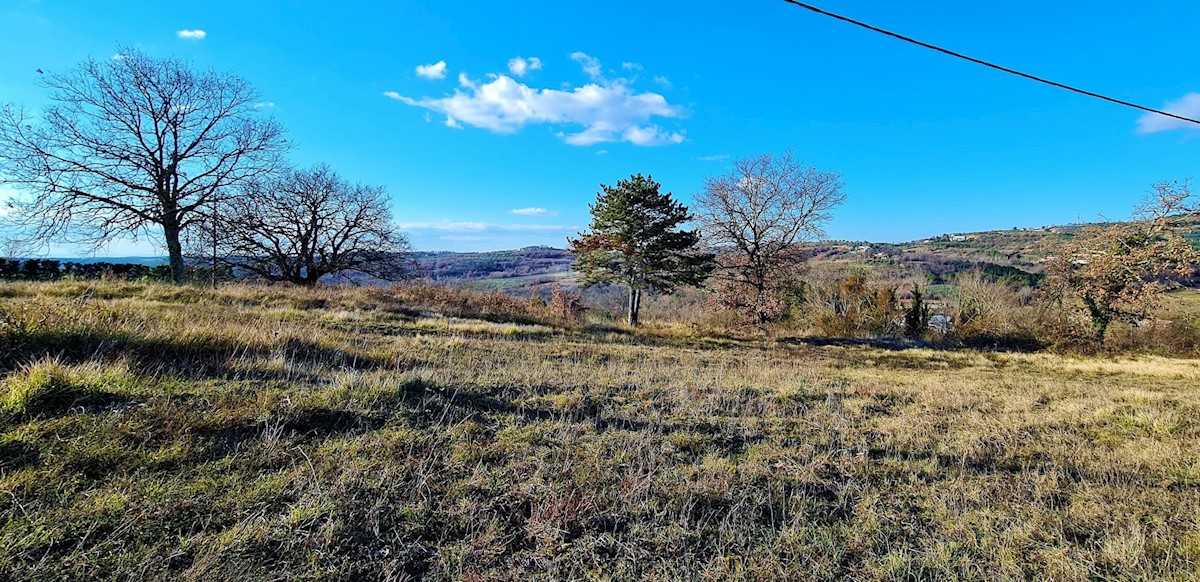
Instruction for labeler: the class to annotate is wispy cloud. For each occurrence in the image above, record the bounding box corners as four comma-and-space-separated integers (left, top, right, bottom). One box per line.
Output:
1137, 93, 1200, 134
698, 154, 730, 162
570, 51, 603, 81
385, 53, 685, 147
253, 102, 276, 109
398, 220, 577, 233
507, 56, 543, 78
510, 207, 558, 216
621, 125, 684, 146
176, 29, 206, 40
415, 60, 448, 81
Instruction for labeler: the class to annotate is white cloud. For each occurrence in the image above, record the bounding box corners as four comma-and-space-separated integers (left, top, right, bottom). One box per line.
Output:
507, 56, 543, 77
398, 220, 576, 233
1137, 93, 1200, 134
622, 62, 643, 72
570, 52, 603, 81
111, 53, 127, 61
401, 220, 488, 231
253, 102, 276, 109
653, 75, 672, 88
698, 154, 730, 162
176, 29, 206, 40
623, 125, 684, 146
415, 60, 448, 80
510, 207, 558, 216
385, 69, 686, 146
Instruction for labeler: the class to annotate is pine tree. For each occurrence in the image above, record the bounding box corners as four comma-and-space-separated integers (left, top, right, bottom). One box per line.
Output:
569, 174, 715, 326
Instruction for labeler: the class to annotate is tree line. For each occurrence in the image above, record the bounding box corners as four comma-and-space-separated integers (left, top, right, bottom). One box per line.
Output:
571, 165, 1199, 343
0, 259, 173, 281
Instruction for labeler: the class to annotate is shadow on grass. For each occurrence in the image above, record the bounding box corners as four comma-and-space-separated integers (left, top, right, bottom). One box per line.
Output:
0, 439, 40, 472
409, 381, 764, 455
185, 408, 390, 464
2, 327, 419, 381
783, 334, 1045, 354
784, 336, 933, 351
866, 446, 1055, 477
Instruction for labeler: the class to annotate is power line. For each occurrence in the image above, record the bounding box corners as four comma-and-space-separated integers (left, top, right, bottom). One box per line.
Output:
780, 0, 1200, 126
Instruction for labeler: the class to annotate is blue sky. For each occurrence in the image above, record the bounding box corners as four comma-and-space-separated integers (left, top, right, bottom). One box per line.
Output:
2, 0, 1199, 254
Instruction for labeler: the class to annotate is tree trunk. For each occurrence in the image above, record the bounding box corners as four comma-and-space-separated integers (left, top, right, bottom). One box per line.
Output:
1092, 315, 1110, 345
162, 220, 185, 284
1084, 296, 1110, 345
627, 287, 641, 326
756, 285, 769, 325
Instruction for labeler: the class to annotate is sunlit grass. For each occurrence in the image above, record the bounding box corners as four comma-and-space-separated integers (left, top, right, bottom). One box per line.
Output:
0, 281, 1197, 579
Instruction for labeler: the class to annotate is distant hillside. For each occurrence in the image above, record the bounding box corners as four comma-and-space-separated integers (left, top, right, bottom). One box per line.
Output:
58, 215, 1200, 293
804, 214, 1200, 282
416, 215, 1200, 293
414, 246, 577, 293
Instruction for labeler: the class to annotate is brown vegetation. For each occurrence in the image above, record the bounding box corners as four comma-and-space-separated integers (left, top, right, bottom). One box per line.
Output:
0, 281, 1198, 579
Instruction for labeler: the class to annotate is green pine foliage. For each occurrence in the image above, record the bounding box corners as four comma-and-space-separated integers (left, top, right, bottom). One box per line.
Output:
904, 287, 932, 338
569, 174, 714, 325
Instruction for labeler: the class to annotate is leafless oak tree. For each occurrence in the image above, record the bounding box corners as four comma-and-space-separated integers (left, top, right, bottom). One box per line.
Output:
199, 164, 412, 285
696, 151, 846, 324
0, 49, 286, 282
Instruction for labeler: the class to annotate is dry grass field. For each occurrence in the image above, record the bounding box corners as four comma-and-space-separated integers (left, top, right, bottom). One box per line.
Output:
1, 282, 1199, 580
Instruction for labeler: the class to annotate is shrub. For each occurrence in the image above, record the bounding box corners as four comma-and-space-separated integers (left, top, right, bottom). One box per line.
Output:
903, 287, 931, 338
805, 272, 902, 337
549, 286, 585, 321
949, 270, 1046, 350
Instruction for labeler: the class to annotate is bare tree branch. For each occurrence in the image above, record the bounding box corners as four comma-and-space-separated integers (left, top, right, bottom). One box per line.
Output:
194, 164, 413, 285
695, 151, 846, 323
0, 48, 287, 282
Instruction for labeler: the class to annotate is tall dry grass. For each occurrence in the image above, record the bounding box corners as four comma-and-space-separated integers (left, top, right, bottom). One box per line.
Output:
0, 280, 1198, 579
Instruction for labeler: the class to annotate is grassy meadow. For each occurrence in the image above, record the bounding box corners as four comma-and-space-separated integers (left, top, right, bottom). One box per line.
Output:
1, 281, 1199, 580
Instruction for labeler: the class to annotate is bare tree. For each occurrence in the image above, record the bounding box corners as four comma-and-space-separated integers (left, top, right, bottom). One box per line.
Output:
0, 49, 286, 282
1045, 180, 1200, 343
695, 151, 846, 324
200, 164, 412, 285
